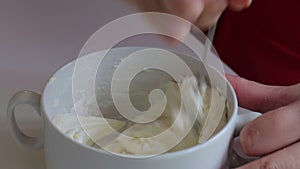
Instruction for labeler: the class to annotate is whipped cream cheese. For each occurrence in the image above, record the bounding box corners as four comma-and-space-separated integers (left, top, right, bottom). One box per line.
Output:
53, 77, 227, 155
53, 114, 126, 146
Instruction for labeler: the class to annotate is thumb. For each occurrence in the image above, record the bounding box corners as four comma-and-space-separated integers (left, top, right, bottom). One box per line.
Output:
226, 74, 300, 112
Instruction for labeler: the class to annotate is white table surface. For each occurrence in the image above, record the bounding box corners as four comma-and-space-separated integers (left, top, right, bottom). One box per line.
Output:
0, 1, 237, 169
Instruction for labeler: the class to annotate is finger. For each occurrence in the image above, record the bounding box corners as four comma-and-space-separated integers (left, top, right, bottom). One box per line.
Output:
236, 141, 300, 169
126, 0, 197, 42
195, 0, 228, 30
240, 100, 300, 156
161, 0, 205, 39
162, 0, 204, 22
229, 0, 252, 11
226, 74, 300, 112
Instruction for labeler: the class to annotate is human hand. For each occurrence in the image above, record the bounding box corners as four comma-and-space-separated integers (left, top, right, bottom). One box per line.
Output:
226, 75, 300, 169
127, 0, 252, 31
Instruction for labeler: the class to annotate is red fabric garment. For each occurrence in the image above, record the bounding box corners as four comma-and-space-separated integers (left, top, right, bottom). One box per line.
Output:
214, 0, 300, 86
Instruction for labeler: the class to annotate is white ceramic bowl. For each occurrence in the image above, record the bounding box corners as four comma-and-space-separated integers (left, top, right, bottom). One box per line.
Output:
7, 47, 260, 169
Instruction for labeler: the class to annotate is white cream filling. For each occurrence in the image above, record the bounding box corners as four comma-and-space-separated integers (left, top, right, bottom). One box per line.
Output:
53, 77, 227, 155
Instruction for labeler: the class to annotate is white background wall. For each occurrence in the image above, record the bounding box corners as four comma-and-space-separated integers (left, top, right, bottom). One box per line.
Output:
0, 1, 136, 168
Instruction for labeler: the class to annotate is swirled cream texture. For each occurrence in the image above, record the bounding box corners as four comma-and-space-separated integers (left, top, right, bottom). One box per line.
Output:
53, 77, 227, 155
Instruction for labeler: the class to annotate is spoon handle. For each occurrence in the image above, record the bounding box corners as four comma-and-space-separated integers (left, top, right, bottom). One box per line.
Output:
203, 24, 217, 63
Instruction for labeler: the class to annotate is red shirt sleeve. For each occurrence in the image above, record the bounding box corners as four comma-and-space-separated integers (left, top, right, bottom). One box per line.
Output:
214, 0, 300, 85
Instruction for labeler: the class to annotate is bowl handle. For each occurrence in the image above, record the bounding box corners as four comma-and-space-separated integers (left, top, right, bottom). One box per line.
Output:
7, 91, 43, 149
